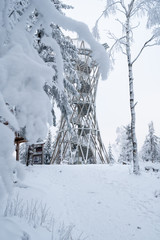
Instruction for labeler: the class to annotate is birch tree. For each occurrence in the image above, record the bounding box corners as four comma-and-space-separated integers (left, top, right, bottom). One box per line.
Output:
93, 0, 160, 174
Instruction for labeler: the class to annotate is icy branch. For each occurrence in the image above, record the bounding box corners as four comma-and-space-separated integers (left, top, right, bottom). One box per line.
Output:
132, 35, 156, 65
41, 36, 64, 92
108, 34, 126, 57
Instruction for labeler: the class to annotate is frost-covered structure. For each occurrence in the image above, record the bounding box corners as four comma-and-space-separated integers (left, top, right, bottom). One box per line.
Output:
51, 41, 109, 164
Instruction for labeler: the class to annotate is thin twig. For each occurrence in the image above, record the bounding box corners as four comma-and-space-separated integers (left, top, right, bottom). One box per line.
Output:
94, 1, 122, 25
132, 35, 156, 64
108, 35, 126, 56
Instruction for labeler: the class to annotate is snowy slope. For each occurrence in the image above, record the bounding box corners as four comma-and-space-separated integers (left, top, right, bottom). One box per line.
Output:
1, 163, 160, 240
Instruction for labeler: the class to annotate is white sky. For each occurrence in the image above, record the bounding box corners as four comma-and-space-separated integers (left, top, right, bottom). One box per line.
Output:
64, 0, 160, 149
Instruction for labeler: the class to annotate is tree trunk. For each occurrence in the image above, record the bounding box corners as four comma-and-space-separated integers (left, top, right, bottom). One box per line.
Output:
125, 16, 140, 174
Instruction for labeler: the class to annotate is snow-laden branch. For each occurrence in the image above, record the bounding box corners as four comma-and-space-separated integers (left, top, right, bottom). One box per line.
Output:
0, 94, 19, 132
41, 36, 64, 92
31, 0, 110, 80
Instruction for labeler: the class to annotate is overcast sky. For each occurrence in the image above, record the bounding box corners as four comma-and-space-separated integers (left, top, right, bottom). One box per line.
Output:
64, 0, 160, 149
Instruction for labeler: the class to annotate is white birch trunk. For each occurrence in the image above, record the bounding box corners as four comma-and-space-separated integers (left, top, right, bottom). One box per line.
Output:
125, 14, 140, 174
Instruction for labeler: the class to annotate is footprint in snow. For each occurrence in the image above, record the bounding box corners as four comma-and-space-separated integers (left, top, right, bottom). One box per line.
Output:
154, 190, 160, 198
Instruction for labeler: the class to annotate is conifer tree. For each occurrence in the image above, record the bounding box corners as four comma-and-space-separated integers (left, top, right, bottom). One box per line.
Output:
9, 0, 79, 125
44, 129, 53, 164
19, 143, 28, 164
141, 122, 160, 162
116, 125, 133, 164
108, 143, 115, 164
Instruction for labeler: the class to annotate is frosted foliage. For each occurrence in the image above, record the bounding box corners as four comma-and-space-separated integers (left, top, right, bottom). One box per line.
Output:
147, 0, 160, 43
104, 0, 160, 38
116, 125, 133, 163
0, 40, 53, 142
141, 122, 160, 162
44, 129, 53, 163
105, 0, 117, 16
147, 0, 160, 26
31, 0, 110, 80
42, 36, 64, 92
92, 23, 100, 40
108, 144, 115, 164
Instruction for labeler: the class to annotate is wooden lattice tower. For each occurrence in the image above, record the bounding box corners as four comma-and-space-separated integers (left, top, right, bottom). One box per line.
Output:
50, 41, 109, 164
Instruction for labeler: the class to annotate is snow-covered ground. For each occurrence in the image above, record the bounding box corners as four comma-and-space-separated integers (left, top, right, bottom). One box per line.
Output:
1, 163, 160, 240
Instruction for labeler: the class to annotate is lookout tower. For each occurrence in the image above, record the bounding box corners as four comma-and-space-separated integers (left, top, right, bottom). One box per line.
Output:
50, 41, 109, 164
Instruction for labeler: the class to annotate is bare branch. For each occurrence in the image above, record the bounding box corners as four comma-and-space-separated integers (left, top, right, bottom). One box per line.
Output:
121, 49, 127, 56
134, 102, 138, 108
117, 8, 126, 15
9, 10, 14, 18
115, 18, 125, 28
127, 0, 136, 17
130, 22, 140, 30
132, 35, 156, 65
146, 43, 158, 47
108, 35, 126, 57
120, 0, 127, 14
94, 1, 122, 26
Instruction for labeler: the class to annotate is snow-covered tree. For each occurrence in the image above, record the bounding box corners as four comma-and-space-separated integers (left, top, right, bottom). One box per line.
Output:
93, 0, 160, 174
0, 0, 109, 203
108, 143, 115, 164
141, 122, 160, 162
116, 125, 133, 164
19, 143, 28, 164
30, 6, 80, 122
44, 129, 53, 164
